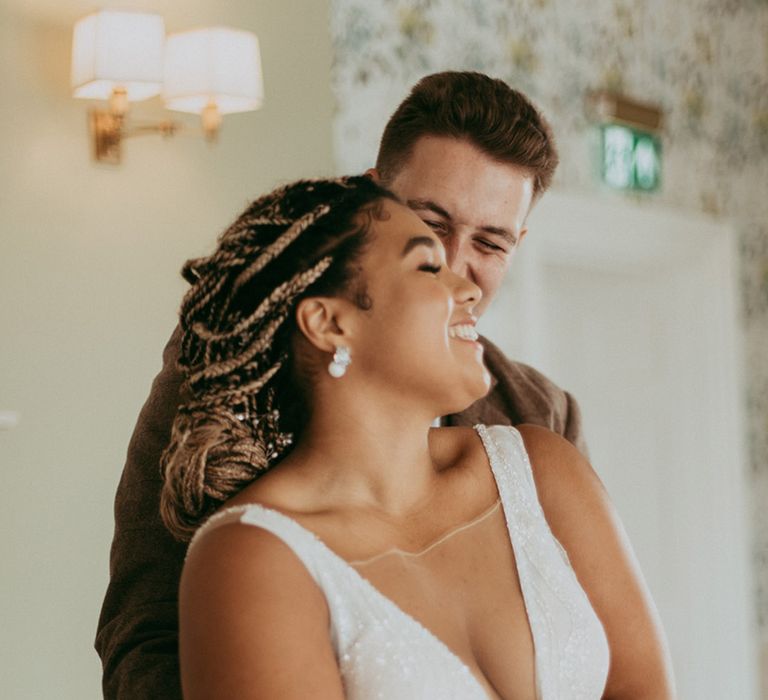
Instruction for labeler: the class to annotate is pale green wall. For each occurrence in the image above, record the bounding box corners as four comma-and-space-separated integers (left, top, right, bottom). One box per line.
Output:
0, 2, 333, 697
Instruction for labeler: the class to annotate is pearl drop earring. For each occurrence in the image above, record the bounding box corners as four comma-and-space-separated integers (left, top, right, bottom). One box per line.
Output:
328, 345, 351, 378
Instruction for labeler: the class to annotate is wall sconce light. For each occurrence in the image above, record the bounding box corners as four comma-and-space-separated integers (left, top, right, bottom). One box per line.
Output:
71, 10, 264, 164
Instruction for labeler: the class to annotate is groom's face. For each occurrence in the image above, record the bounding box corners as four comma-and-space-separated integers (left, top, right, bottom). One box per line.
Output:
378, 135, 535, 317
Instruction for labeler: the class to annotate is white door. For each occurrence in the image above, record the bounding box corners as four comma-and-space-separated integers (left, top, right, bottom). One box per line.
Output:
479, 190, 758, 699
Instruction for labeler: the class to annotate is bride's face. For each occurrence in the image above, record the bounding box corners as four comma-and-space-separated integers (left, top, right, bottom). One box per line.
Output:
349, 199, 491, 416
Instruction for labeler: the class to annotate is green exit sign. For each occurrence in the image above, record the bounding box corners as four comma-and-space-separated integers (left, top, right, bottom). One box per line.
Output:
600, 124, 661, 192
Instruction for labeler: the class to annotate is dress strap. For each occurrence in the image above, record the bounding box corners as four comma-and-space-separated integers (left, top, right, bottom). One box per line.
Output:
474, 424, 610, 699
186, 503, 327, 585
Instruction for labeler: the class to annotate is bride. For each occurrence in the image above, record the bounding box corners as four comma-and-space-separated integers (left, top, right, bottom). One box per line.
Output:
160, 176, 675, 699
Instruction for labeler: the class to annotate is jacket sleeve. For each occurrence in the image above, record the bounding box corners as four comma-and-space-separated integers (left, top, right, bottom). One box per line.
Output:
561, 389, 589, 460
95, 327, 186, 700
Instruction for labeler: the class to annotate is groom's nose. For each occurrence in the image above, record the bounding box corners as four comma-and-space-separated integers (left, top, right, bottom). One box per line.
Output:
443, 231, 471, 280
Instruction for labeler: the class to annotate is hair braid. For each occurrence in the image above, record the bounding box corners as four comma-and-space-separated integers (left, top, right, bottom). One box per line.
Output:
160, 176, 397, 541
231, 204, 331, 292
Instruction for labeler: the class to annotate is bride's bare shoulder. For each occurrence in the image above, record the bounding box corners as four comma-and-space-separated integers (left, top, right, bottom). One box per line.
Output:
180, 510, 344, 697
515, 423, 599, 490
514, 423, 610, 543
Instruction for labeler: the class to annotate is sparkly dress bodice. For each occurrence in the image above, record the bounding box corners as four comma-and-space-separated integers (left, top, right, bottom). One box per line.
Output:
188, 425, 610, 699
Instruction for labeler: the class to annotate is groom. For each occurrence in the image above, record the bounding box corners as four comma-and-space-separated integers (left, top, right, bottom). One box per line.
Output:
95, 71, 586, 699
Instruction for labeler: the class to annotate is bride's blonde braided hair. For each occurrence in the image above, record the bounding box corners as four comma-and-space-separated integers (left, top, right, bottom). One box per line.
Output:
160, 176, 396, 541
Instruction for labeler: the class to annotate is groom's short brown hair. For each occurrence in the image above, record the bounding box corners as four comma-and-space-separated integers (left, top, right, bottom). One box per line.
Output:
376, 71, 558, 199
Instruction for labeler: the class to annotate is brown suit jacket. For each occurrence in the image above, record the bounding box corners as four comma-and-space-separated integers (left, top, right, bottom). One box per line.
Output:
95, 328, 587, 699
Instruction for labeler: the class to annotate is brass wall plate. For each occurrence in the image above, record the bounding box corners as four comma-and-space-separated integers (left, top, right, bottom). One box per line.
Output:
89, 109, 123, 164
586, 91, 664, 132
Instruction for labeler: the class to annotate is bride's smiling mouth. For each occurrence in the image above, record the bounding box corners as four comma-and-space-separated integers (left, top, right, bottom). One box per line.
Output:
448, 314, 480, 343
448, 323, 479, 342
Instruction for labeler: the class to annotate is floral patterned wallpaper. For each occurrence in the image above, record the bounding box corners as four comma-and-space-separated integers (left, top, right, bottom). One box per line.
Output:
330, 0, 768, 688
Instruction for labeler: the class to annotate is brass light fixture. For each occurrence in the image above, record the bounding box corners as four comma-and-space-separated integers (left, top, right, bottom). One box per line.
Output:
71, 10, 264, 164
586, 91, 663, 132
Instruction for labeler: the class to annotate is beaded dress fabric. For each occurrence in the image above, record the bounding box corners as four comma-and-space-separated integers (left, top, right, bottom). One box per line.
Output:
188, 425, 609, 699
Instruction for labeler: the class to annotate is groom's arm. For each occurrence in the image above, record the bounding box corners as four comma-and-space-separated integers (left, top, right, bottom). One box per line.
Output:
95, 327, 186, 700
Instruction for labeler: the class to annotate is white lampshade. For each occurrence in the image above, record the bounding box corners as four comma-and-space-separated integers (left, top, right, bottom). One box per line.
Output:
163, 27, 264, 115
71, 10, 165, 102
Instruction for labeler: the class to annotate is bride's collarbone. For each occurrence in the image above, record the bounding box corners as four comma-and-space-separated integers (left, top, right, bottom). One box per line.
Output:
229, 426, 497, 559
307, 471, 501, 565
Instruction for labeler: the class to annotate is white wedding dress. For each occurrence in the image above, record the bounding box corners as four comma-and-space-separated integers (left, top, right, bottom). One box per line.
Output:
189, 425, 610, 699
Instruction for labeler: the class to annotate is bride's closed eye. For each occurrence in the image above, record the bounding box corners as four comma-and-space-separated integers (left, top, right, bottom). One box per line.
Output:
418, 263, 442, 274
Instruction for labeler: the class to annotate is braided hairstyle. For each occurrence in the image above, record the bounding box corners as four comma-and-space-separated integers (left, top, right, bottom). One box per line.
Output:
160, 176, 397, 541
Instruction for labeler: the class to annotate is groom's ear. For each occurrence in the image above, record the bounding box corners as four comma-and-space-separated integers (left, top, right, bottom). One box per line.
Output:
295, 296, 354, 353
365, 168, 381, 183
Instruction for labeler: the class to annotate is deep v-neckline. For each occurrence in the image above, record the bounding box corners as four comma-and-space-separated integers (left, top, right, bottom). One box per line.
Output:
210, 499, 496, 697
286, 510, 498, 697
200, 425, 536, 700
